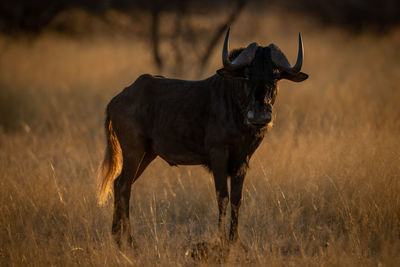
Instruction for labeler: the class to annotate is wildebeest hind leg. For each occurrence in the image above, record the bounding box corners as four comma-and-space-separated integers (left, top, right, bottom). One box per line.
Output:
112, 148, 156, 248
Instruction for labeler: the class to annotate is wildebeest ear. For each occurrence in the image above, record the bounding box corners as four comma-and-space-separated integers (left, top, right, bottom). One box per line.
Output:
217, 68, 244, 78
280, 71, 309, 82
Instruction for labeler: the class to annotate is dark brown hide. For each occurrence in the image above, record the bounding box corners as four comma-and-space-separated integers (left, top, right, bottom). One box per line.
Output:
104, 73, 265, 249
109, 74, 265, 171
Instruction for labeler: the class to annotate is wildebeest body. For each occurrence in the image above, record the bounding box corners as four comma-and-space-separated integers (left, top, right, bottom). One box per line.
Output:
98, 28, 308, 258
108, 73, 265, 171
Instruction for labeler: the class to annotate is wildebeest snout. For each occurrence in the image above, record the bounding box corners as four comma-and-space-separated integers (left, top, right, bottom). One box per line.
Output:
247, 103, 272, 126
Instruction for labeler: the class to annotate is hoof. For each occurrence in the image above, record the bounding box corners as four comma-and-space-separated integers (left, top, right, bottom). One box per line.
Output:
235, 240, 249, 253
127, 236, 138, 250
187, 241, 230, 263
114, 235, 138, 252
229, 241, 252, 263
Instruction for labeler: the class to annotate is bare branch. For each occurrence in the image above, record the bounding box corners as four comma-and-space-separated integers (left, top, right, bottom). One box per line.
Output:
151, 7, 163, 73
199, 0, 248, 74
171, 1, 187, 76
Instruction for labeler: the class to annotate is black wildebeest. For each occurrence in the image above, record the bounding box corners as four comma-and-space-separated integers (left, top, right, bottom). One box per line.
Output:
98, 27, 308, 254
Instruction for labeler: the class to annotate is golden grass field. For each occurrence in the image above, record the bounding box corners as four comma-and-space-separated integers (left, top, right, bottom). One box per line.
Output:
0, 10, 399, 266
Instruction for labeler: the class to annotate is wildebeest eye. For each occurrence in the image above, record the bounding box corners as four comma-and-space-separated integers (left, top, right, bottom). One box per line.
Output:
273, 69, 280, 80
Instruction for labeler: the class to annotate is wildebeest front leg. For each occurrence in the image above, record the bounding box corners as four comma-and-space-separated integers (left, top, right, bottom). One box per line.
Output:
191, 149, 229, 261
210, 149, 230, 246
229, 172, 245, 244
213, 172, 229, 246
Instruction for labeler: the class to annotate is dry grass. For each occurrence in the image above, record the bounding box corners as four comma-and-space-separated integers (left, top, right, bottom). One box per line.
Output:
0, 11, 399, 266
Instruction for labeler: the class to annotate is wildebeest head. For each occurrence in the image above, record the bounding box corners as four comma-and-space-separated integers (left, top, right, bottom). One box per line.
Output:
217, 28, 309, 126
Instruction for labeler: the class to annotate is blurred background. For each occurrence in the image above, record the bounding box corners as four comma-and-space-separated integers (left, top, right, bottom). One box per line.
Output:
1, 0, 399, 77
0, 0, 399, 265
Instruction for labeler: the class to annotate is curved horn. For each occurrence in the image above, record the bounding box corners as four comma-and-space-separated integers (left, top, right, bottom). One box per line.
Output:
222, 27, 258, 70
292, 33, 304, 72
271, 33, 304, 73
222, 27, 232, 68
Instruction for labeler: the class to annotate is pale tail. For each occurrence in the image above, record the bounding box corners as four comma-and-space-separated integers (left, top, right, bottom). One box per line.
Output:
98, 115, 122, 205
